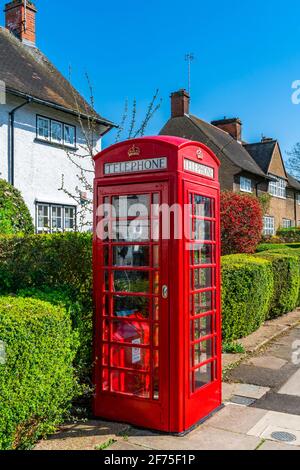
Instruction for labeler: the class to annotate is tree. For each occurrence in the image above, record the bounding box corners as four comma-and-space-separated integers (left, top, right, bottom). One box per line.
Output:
59, 74, 162, 231
286, 143, 300, 179
0, 179, 34, 235
221, 191, 263, 255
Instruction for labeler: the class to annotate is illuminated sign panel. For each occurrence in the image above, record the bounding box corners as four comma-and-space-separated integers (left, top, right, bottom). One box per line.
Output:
104, 157, 167, 175
184, 159, 214, 179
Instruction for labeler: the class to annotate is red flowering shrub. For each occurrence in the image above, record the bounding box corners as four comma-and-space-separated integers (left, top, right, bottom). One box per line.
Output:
221, 191, 263, 255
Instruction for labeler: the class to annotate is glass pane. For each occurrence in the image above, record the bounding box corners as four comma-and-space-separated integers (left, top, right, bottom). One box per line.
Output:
194, 195, 212, 218
153, 297, 159, 321
38, 117, 49, 139
111, 370, 150, 398
153, 271, 160, 295
102, 368, 109, 391
64, 124, 75, 146
51, 121, 63, 142
114, 220, 150, 242
113, 295, 149, 319
104, 271, 110, 291
102, 344, 109, 366
194, 291, 213, 314
193, 268, 213, 290
190, 244, 213, 265
102, 319, 109, 340
103, 246, 109, 266
192, 315, 213, 341
153, 350, 159, 400
113, 245, 150, 267
153, 245, 160, 267
112, 270, 150, 293
153, 323, 159, 348
194, 363, 213, 390
111, 345, 150, 370
112, 195, 150, 218
112, 320, 150, 345
193, 339, 213, 366
192, 220, 213, 241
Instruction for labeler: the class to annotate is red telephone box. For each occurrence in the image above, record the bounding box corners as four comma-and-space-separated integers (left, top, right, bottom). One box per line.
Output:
93, 136, 222, 434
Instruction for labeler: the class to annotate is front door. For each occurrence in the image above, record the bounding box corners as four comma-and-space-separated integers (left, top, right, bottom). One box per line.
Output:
94, 182, 170, 431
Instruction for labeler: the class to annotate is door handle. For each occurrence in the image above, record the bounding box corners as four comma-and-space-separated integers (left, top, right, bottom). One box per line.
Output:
162, 285, 168, 299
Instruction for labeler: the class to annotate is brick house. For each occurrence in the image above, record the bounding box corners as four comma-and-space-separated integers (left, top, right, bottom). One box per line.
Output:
0, 0, 114, 232
160, 90, 300, 235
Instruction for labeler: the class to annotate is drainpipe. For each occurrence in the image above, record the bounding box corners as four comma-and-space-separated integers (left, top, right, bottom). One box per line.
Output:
9, 98, 32, 186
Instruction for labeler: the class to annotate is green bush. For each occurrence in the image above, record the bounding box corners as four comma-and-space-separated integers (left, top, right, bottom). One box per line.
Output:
257, 243, 300, 252
16, 287, 93, 385
0, 297, 78, 450
221, 255, 274, 341
0, 234, 93, 388
255, 252, 300, 317
277, 227, 300, 243
0, 179, 34, 235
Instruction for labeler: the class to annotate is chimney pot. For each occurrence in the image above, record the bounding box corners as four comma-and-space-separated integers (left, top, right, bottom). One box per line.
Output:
4, 0, 37, 46
211, 117, 242, 141
171, 89, 190, 118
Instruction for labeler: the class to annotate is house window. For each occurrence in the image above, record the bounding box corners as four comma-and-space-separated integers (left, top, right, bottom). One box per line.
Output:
36, 203, 76, 233
36, 115, 76, 148
37, 116, 50, 141
268, 176, 287, 198
263, 216, 275, 236
282, 219, 292, 229
37, 204, 50, 233
240, 177, 252, 193
65, 207, 76, 231
51, 120, 63, 144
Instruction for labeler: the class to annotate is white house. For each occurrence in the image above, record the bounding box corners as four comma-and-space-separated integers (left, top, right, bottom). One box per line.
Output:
0, 0, 114, 232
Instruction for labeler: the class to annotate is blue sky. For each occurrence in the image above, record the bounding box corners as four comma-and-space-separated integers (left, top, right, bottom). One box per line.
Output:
2, 0, 300, 157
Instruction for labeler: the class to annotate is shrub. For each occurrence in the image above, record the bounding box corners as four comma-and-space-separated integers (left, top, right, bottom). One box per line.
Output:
0, 297, 78, 450
220, 191, 263, 255
0, 179, 34, 235
255, 252, 299, 318
276, 227, 300, 243
221, 255, 274, 341
16, 287, 93, 385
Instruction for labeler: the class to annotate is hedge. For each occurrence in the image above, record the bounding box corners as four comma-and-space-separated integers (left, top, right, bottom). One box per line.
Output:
221, 255, 274, 341
277, 227, 300, 243
255, 252, 300, 318
0, 297, 78, 450
0, 179, 34, 235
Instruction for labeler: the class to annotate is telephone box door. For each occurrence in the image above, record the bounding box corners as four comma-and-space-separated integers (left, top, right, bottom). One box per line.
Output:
184, 181, 222, 429
94, 181, 170, 431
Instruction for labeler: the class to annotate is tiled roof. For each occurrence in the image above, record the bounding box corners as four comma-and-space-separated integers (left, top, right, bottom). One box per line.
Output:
0, 27, 114, 129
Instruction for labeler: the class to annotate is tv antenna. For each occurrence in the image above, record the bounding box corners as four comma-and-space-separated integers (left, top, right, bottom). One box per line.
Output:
185, 53, 195, 96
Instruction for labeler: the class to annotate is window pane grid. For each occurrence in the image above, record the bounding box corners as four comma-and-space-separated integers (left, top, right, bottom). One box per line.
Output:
36, 115, 76, 148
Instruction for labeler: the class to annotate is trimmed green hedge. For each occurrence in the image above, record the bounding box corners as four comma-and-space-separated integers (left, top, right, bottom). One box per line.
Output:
277, 227, 300, 243
255, 252, 300, 318
0, 297, 78, 450
221, 255, 274, 341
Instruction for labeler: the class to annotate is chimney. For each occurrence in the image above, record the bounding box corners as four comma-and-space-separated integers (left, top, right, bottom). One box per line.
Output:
171, 89, 190, 118
5, 0, 37, 46
211, 117, 242, 141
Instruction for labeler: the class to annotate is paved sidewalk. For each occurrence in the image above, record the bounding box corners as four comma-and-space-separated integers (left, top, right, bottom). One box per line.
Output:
35, 310, 300, 451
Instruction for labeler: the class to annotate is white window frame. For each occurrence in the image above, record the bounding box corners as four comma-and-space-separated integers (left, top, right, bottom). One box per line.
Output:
240, 176, 252, 193
51, 206, 63, 232
263, 216, 275, 236
36, 115, 76, 148
282, 219, 292, 229
37, 204, 50, 233
37, 116, 50, 141
36, 203, 77, 234
268, 176, 287, 199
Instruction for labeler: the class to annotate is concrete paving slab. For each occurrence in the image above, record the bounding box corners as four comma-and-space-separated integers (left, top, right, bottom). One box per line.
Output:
248, 411, 300, 438
127, 426, 261, 450
228, 363, 296, 389
278, 369, 300, 397
253, 392, 300, 415
248, 356, 287, 370
234, 383, 270, 399
222, 383, 238, 401
204, 404, 267, 434
259, 440, 300, 450
260, 425, 300, 447
34, 420, 129, 451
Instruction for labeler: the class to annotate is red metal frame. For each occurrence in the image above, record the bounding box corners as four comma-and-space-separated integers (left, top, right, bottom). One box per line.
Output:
93, 136, 221, 433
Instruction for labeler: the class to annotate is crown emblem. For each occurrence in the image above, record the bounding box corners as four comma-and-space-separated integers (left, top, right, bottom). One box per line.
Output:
128, 145, 141, 158
196, 149, 204, 160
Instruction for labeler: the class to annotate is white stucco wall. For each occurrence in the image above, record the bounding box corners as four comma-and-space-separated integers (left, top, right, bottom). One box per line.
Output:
0, 94, 101, 230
